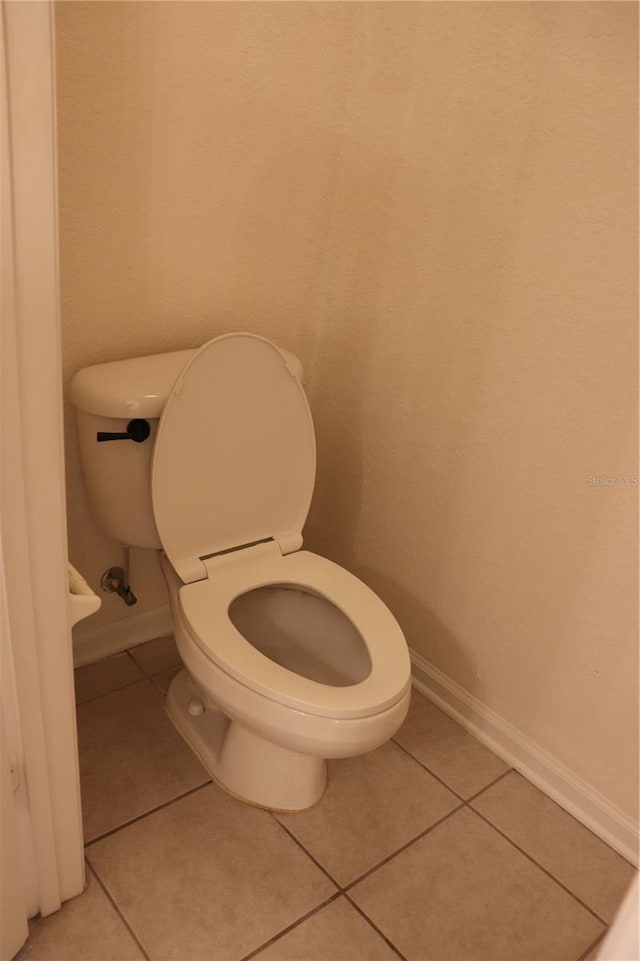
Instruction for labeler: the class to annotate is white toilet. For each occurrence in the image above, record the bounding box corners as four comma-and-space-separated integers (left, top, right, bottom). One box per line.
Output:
71, 333, 411, 811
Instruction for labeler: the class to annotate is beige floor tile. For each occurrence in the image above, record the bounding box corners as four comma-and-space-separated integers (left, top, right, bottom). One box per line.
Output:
15, 868, 144, 961
350, 807, 604, 961
74, 653, 145, 705
277, 741, 459, 885
88, 784, 336, 961
77, 678, 208, 841
393, 691, 509, 798
128, 635, 181, 675
150, 664, 182, 695
252, 897, 398, 961
471, 771, 636, 923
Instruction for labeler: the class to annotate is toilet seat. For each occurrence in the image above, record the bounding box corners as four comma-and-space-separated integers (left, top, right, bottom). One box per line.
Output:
178, 542, 411, 721
152, 333, 316, 585
153, 332, 411, 725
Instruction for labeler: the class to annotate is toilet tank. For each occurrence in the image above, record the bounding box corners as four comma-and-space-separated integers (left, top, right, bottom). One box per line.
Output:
70, 342, 304, 551
70, 349, 196, 549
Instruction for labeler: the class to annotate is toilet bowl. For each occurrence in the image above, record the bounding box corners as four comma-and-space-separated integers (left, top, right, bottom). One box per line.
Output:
71, 332, 412, 811
160, 543, 411, 810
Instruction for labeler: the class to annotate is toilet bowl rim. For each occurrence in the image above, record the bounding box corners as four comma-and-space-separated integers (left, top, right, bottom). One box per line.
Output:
168, 546, 412, 721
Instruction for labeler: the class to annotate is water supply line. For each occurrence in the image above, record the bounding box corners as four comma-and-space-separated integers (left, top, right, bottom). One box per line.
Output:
100, 547, 137, 606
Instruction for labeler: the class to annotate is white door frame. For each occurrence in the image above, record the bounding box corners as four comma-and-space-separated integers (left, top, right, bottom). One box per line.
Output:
1, 0, 85, 938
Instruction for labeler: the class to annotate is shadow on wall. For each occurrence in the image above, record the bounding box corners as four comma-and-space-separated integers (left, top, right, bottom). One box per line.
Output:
356, 562, 480, 702
301, 3, 638, 761
304, 332, 367, 575
303, 3, 538, 692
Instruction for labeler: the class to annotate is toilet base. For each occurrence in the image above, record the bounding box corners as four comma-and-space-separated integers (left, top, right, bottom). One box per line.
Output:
165, 668, 327, 812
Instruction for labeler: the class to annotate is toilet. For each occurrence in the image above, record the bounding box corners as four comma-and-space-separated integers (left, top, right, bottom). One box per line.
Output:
71, 333, 412, 811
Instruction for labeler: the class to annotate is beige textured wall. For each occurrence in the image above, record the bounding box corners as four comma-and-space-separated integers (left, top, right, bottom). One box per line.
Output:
57, 0, 355, 623
56, 3, 638, 821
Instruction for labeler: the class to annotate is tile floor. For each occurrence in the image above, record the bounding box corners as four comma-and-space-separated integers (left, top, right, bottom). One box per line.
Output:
17, 636, 636, 961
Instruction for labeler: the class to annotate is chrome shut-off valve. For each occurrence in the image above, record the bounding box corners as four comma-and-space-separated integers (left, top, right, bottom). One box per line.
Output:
100, 548, 137, 606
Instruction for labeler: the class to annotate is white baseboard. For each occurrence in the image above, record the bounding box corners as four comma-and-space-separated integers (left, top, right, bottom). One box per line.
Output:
73, 605, 173, 667
410, 648, 639, 867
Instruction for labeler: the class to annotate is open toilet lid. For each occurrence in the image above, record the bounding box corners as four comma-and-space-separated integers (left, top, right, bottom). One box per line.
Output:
152, 333, 316, 584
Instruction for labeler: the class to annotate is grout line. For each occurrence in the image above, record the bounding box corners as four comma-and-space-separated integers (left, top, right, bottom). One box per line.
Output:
84, 780, 213, 847
464, 767, 513, 803
575, 929, 607, 961
126, 639, 179, 679
148, 668, 182, 696
343, 802, 466, 893
469, 808, 609, 927
238, 892, 342, 961
390, 738, 466, 802
74, 675, 148, 708
87, 860, 151, 961
136, 660, 183, 682
343, 892, 408, 961
270, 814, 342, 889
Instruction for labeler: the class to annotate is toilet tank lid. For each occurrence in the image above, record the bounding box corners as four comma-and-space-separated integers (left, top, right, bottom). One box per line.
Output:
70, 345, 305, 420
70, 349, 197, 419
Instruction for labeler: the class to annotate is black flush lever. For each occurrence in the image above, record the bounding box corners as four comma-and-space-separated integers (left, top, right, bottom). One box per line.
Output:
97, 419, 151, 443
